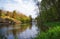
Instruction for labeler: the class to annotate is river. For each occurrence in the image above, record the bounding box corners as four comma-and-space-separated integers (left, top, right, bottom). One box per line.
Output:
0, 22, 39, 39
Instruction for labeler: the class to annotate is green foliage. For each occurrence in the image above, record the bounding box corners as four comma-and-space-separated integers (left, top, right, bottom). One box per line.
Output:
44, 22, 60, 27
2, 13, 6, 17
37, 0, 60, 23
35, 26, 60, 39
35, 21, 60, 39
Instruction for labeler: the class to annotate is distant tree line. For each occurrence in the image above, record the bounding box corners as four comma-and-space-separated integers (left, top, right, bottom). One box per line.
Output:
0, 9, 32, 23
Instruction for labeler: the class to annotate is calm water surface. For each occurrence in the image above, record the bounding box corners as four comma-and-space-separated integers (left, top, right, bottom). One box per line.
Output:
0, 22, 39, 39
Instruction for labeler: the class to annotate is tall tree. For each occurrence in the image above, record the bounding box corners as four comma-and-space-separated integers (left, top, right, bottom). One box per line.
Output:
0, 10, 2, 17
12, 10, 17, 19
29, 15, 32, 22
6, 11, 10, 16
37, 0, 59, 22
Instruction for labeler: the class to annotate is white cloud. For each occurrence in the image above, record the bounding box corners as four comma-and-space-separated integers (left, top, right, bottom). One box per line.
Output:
0, 0, 38, 18
38, 0, 42, 2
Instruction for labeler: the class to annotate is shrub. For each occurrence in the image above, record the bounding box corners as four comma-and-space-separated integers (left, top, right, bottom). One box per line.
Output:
35, 26, 60, 39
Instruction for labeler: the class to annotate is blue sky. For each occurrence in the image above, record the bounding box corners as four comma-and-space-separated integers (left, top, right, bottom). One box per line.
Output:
0, 0, 41, 18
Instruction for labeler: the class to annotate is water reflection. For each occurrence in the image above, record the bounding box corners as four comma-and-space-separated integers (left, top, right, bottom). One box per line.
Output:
0, 22, 39, 39
37, 23, 49, 32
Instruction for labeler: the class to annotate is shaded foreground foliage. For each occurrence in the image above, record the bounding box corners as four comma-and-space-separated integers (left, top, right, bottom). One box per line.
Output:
36, 0, 60, 25
35, 0, 60, 39
35, 22, 60, 39
35, 26, 60, 39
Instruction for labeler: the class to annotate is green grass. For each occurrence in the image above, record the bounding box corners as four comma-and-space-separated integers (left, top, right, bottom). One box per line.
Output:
35, 26, 60, 39
35, 22, 60, 39
44, 22, 60, 27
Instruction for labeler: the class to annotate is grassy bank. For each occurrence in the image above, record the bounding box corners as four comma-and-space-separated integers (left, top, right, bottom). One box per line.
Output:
35, 22, 60, 39
44, 22, 60, 27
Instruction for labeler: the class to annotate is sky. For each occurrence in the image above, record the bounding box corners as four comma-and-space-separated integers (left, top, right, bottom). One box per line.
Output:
0, 0, 41, 18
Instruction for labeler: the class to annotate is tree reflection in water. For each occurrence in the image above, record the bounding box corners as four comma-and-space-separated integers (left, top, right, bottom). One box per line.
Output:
0, 23, 38, 39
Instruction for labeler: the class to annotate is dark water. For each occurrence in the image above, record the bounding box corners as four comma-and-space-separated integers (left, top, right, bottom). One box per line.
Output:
0, 22, 39, 39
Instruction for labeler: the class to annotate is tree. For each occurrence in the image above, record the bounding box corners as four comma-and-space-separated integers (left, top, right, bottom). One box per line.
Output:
29, 15, 32, 22
6, 11, 10, 16
0, 10, 2, 17
37, 0, 59, 22
12, 10, 17, 19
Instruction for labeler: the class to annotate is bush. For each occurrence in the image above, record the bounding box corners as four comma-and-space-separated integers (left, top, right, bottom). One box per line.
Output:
35, 26, 60, 39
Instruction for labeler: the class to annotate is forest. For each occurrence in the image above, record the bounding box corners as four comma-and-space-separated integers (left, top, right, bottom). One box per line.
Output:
0, 10, 32, 24
35, 0, 60, 39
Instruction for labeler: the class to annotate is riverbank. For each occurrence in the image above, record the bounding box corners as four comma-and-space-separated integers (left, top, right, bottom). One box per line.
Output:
0, 16, 21, 25
0, 10, 32, 25
35, 22, 60, 39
